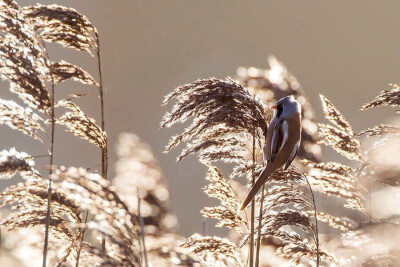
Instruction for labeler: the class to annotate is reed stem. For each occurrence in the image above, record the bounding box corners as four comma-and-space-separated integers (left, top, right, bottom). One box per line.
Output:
75, 212, 89, 267
42, 43, 56, 267
304, 174, 320, 266
255, 185, 265, 267
137, 188, 149, 267
96, 36, 109, 257
249, 129, 256, 267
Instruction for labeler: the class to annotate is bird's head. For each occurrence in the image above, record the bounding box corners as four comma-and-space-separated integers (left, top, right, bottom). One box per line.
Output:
271, 95, 301, 118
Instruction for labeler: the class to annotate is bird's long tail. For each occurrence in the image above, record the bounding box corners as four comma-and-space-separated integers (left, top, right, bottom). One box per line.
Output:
239, 166, 273, 210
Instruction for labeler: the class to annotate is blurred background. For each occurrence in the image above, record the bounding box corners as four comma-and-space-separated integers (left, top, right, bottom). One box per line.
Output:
1, 0, 400, 236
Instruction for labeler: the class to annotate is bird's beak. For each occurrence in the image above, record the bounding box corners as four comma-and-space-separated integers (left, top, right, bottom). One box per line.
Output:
270, 105, 276, 109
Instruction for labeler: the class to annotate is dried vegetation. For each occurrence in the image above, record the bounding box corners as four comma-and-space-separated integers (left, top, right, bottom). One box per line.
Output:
0, 1, 399, 266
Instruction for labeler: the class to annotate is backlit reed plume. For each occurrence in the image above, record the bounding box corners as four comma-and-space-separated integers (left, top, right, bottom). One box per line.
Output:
0, 0, 51, 114
362, 83, 400, 110
161, 72, 330, 266
50, 60, 99, 86
318, 94, 361, 162
0, 4, 60, 265
0, 175, 83, 266
161, 77, 268, 165
0, 148, 37, 179
302, 93, 396, 265
331, 85, 400, 264
113, 133, 202, 266
236, 56, 321, 162
0, 164, 143, 266
201, 165, 247, 235
22, 4, 98, 55
303, 159, 365, 213
0, 100, 44, 141
56, 100, 107, 149
113, 133, 177, 232
0, 1, 108, 266
162, 76, 270, 266
241, 167, 335, 266
181, 234, 244, 266
51, 167, 141, 266
304, 94, 365, 224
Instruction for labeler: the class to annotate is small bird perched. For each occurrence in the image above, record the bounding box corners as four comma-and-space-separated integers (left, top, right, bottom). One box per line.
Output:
239, 95, 302, 210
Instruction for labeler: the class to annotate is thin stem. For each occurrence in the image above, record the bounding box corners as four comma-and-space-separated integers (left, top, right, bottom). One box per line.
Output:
368, 182, 372, 222
255, 184, 265, 267
96, 38, 107, 180
355, 161, 371, 222
304, 173, 320, 267
137, 188, 149, 267
249, 128, 256, 267
75, 212, 89, 267
42, 44, 56, 267
96, 37, 109, 256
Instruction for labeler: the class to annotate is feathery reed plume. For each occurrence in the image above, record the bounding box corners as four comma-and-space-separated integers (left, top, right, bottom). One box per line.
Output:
161, 77, 268, 266
329, 222, 400, 265
161, 77, 268, 165
320, 95, 353, 133
318, 94, 362, 161
240, 168, 334, 265
362, 84, 400, 110
358, 124, 400, 137
360, 86, 400, 187
302, 159, 366, 213
236, 56, 321, 162
51, 60, 98, 86
55, 100, 107, 149
24, 4, 108, 258
0, 1, 110, 264
144, 233, 197, 266
0, 178, 83, 266
113, 133, 198, 266
0, 2, 57, 266
0, 148, 36, 179
22, 2, 107, 178
306, 211, 355, 232
113, 133, 177, 232
0, 0, 51, 113
181, 234, 244, 266
51, 167, 141, 266
0, 99, 44, 141
298, 94, 369, 234
22, 4, 98, 55
1, 227, 79, 266
22, 2, 106, 170
358, 133, 400, 187
201, 165, 247, 234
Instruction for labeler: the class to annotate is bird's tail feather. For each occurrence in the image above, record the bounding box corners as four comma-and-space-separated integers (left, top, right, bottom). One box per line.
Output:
239, 166, 273, 210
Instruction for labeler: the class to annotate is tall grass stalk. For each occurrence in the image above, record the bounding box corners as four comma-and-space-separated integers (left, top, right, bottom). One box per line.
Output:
249, 129, 256, 267
255, 185, 265, 267
42, 43, 56, 267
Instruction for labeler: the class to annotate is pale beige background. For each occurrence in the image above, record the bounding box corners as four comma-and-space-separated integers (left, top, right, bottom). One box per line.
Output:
0, 1, 398, 235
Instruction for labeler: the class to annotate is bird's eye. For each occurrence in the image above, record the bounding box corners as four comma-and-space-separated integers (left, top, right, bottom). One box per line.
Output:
276, 104, 283, 118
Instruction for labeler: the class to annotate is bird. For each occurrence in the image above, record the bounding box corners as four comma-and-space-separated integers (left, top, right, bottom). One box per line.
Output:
239, 95, 302, 210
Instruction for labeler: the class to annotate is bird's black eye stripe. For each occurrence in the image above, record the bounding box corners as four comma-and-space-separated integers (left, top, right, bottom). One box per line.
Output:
276, 104, 283, 118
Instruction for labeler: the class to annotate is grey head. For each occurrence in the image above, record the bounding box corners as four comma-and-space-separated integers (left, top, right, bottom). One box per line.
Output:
274, 95, 301, 119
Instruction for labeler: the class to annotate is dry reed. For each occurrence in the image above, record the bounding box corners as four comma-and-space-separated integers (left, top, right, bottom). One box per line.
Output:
1, 1, 400, 266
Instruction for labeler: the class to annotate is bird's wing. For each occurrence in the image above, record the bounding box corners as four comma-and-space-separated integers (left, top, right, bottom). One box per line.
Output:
284, 140, 299, 170
270, 120, 288, 161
